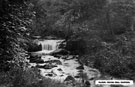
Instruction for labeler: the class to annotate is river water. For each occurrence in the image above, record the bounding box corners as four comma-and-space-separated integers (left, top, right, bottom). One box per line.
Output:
29, 39, 134, 87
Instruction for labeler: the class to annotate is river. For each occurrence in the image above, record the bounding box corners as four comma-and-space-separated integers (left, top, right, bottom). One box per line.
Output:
28, 39, 134, 87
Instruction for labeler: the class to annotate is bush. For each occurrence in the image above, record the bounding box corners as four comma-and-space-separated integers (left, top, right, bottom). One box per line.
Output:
65, 38, 87, 55
0, 67, 66, 87
93, 32, 135, 80
27, 41, 42, 52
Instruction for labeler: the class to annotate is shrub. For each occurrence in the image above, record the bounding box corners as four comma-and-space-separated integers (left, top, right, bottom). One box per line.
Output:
93, 32, 135, 80
27, 41, 42, 52
65, 38, 87, 55
0, 67, 66, 87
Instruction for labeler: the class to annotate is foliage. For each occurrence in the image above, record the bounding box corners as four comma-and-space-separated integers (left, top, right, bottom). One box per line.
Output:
94, 32, 135, 80
0, 0, 35, 71
0, 67, 66, 87
30, 0, 107, 38
27, 40, 42, 52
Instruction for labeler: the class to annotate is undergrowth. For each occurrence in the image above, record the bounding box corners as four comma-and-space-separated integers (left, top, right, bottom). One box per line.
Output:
0, 67, 66, 87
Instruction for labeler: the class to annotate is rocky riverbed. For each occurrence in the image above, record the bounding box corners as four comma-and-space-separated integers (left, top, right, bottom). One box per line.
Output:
28, 52, 135, 87
27, 39, 135, 87
28, 50, 110, 87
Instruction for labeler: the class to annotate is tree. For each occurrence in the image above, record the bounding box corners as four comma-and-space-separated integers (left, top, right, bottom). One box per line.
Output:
106, 0, 135, 35
0, 0, 34, 71
30, 0, 107, 39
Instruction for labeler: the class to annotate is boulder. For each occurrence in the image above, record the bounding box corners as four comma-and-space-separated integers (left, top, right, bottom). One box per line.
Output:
30, 59, 44, 63
46, 73, 53, 77
84, 80, 91, 87
61, 56, 68, 59
64, 76, 75, 82
57, 68, 63, 71
76, 65, 84, 70
53, 55, 61, 58
44, 60, 62, 65
36, 64, 57, 69
29, 56, 44, 63
89, 77, 94, 80
59, 40, 66, 49
74, 76, 80, 78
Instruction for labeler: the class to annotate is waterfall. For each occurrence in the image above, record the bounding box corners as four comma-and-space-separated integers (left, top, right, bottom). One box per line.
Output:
38, 40, 64, 51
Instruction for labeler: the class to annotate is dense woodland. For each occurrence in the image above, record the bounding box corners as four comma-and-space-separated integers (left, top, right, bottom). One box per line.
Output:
1, 0, 135, 87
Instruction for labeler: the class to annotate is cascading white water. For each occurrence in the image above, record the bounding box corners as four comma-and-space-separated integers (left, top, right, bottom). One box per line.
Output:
38, 40, 64, 52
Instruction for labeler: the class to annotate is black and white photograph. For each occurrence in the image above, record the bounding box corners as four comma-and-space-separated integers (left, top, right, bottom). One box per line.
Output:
0, 0, 135, 87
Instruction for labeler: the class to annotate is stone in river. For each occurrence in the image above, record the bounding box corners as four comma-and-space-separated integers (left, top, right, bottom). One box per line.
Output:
89, 77, 94, 80
57, 68, 63, 71
30, 58, 44, 63
44, 60, 62, 65
76, 65, 84, 70
36, 64, 57, 69
64, 76, 75, 82
84, 80, 91, 87
46, 73, 53, 77
74, 76, 80, 78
